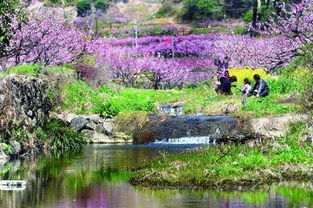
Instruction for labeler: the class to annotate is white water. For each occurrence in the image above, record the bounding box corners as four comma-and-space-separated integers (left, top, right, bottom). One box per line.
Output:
153, 136, 216, 145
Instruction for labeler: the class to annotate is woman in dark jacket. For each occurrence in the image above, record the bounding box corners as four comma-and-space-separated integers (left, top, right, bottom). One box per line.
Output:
215, 56, 233, 95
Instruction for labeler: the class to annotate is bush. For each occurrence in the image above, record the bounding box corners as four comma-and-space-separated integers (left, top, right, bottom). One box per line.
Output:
156, 2, 176, 18
181, 0, 224, 21
243, 10, 253, 23
234, 27, 247, 35
267, 76, 300, 95
95, 0, 109, 12
76, 0, 91, 17
37, 119, 86, 150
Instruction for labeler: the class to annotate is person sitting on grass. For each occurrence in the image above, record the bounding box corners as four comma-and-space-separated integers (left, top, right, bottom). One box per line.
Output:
248, 74, 269, 97
239, 78, 252, 97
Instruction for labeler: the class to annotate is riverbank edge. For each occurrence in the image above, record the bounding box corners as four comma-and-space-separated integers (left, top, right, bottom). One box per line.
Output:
129, 119, 313, 190
129, 178, 313, 191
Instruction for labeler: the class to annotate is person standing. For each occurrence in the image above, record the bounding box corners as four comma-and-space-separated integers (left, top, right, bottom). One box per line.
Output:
215, 56, 232, 95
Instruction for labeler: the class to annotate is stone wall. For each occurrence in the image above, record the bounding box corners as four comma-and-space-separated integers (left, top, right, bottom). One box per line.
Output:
0, 75, 51, 128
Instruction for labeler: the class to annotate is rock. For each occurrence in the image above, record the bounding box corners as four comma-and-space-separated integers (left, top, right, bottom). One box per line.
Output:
9, 140, 21, 155
88, 114, 101, 123
249, 114, 308, 138
81, 129, 94, 138
90, 132, 111, 143
63, 113, 77, 124
222, 103, 242, 114
70, 117, 88, 132
85, 121, 97, 130
135, 115, 238, 144
102, 121, 113, 135
0, 149, 9, 160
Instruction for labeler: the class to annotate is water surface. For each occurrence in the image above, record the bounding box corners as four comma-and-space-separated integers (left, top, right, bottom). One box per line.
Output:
0, 144, 312, 208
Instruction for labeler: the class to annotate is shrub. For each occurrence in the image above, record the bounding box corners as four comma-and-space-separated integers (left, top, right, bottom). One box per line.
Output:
37, 119, 86, 150
181, 0, 224, 21
267, 76, 300, 95
243, 10, 253, 23
156, 2, 176, 18
95, 0, 109, 12
234, 27, 247, 35
76, 0, 91, 17
74, 65, 97, 80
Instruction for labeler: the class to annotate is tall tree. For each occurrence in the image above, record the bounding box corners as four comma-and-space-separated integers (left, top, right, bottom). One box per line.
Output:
252, 0, 258, 27
0, 0, 21, 58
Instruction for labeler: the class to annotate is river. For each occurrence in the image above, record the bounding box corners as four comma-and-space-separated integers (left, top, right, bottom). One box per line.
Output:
0, 144, 313, 208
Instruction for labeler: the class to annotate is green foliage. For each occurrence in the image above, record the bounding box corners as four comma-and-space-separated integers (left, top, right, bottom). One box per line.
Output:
296, 44, 313, 112
44, 0, 61, 6
267, 76, 300, 94
95, 0, 109, 12
0, 143, 13, 155
0, 64, 74, 77
191, 26, 230, 34
181, 0, 224, 21
224, 0, 252, 18
156, 2, 177, 18
240, 95, 296, 117
61, 75, 303, 118
243, 10, 253, 23
0, 0, 21, 56
76, 0, 91, 17
234, 26, 247, 35
62, 81, 98, 114
38, 119, 86, 150
1, 64, 41, 76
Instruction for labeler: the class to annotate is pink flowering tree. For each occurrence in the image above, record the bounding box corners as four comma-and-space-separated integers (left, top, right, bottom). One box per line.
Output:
96, 47, 142, 86
3, 9, 87, 68
269, 0, 313, 44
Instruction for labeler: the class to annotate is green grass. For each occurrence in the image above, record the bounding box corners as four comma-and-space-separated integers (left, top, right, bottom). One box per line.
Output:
131, 122, 313, 189
0, 64, 74, 77
240, 95, 297, 118
61, 75, 301, 118
3, 64, 302, 118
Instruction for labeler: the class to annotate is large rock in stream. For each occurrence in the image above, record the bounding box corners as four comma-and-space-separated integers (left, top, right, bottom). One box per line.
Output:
134, 115, 238, 144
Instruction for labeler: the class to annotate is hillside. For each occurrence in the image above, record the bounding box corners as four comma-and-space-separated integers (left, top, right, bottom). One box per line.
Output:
115, 0, 163, 22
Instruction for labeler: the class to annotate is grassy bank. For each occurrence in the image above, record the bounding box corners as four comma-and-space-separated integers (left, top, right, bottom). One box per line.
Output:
60, 67, 302, 118
130, 122, 313, 189
3, 64, 304, 119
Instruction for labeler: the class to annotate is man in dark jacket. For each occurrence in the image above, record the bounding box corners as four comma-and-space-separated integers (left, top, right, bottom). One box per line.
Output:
248, 74, 269, 97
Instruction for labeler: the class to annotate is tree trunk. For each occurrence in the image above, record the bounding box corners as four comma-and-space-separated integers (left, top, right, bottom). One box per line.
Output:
273, 0, 280, 15
266, 0, 270, 9
252, 0, 258, 28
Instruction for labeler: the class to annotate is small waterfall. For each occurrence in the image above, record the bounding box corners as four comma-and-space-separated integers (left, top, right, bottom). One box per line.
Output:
135, 114, 238, 144
158, 104, 184, 116
154, 136, 214, 145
